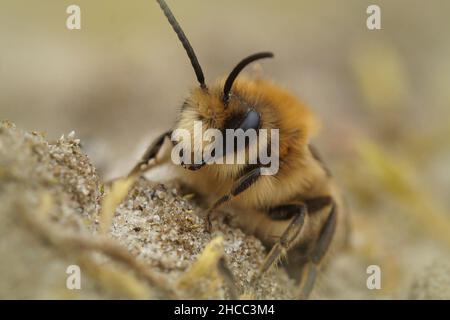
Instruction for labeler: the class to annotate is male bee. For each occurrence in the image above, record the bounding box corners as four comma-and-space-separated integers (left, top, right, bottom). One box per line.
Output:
129, 0, 349, 298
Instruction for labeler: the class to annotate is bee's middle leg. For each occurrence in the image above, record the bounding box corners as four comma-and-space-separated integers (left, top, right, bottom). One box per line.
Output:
252, 197, 336, 299
298, 203, 337, 299
254, 204, 307, 280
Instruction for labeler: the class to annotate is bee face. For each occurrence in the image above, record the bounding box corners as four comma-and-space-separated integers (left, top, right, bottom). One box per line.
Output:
178, 79, 261, 134
172, 87, 249, 179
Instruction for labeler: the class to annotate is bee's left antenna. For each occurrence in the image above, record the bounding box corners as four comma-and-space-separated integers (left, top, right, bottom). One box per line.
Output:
156, 0, 206, 89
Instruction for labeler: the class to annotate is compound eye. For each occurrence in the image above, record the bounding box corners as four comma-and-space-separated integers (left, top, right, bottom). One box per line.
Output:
239, 109, 260, 131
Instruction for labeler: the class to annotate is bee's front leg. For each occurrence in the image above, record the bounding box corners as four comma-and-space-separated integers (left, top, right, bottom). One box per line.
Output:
204, 166, 262, 232
128, 130, 173, 177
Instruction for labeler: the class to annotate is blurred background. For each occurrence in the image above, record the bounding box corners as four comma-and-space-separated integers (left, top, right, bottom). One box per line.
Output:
1, 0, 450, 298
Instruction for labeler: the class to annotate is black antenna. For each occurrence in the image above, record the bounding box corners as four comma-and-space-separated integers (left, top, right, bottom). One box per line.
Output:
156, 0, 206, 88
223, 52, 274, 103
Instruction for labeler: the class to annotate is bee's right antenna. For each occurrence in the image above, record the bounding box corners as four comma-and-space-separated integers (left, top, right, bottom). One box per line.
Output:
156, 0, 206, 89
223, 52, 274, 104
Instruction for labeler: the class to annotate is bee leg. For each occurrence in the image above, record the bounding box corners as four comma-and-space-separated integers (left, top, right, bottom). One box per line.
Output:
205, 167, 262, 232
128, 130, 173, 178
298, 262, 317, 299
299, 203, 337, 299
253, 204, 307, 282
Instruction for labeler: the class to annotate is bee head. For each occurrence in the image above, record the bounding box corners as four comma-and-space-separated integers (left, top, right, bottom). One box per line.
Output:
157, 0, 317, 175
175, 73, 272, 173
178, 52, 274, 130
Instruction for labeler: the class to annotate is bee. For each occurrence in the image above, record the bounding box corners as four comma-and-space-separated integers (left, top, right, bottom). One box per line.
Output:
129, 0, 349, 298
